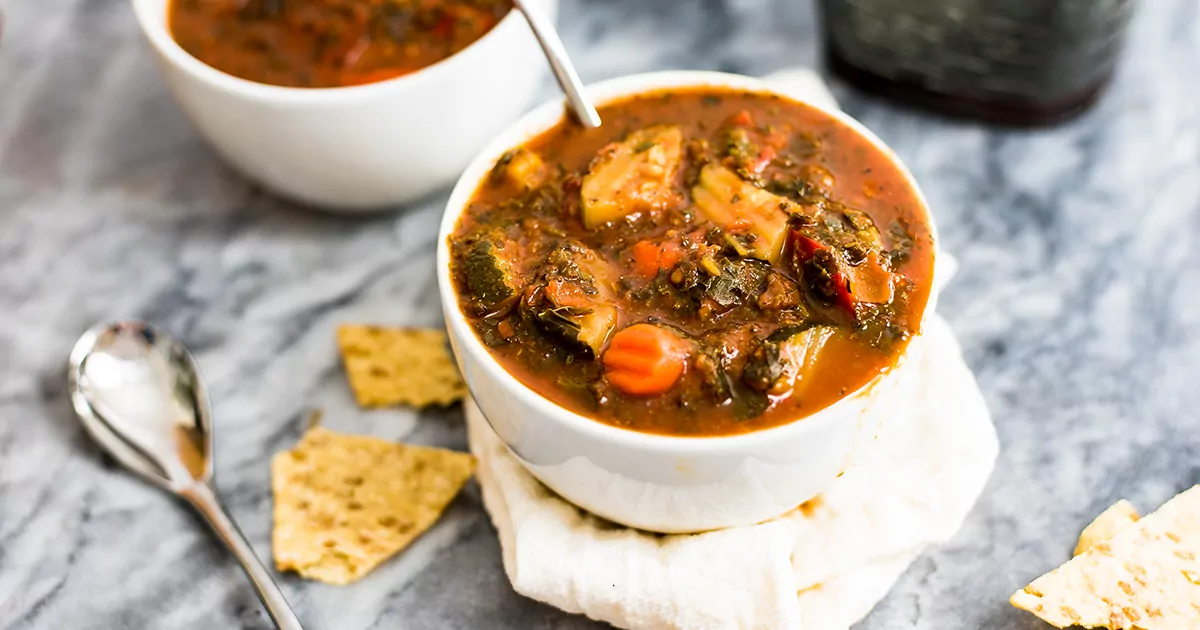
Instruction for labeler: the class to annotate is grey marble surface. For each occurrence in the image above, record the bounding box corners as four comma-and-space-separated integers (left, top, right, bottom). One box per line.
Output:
2, 1, 1199, 628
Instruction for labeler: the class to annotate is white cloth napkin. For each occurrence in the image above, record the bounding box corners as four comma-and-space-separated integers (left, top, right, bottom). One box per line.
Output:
466, 315, 996, 630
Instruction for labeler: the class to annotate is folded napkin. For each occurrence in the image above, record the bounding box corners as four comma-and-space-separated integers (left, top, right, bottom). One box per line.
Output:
466, 315, 997, 630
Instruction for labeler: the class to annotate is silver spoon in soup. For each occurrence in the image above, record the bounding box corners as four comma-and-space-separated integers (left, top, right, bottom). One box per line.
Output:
512, 0, 602, 128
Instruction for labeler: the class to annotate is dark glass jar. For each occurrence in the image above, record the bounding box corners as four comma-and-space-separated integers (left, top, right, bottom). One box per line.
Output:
819, 0, 1136, 126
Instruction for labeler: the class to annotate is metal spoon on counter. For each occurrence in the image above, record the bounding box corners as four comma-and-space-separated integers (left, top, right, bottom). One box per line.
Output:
68, 322, 304, 630
512, 0, 601, 128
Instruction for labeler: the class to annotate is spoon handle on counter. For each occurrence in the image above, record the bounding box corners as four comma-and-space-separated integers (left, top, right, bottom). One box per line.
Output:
183, 483, 305, 630
513, 0, 601, 129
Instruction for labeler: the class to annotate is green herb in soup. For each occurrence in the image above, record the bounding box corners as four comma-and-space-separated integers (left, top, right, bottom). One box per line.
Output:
450, 88, 935, 437
169, 0, 511, 88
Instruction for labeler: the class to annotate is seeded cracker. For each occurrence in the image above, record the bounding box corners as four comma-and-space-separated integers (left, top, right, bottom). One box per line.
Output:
1010, 485, 1200, 629
272, 426, 475, 585
337, 326, 466, 408
1074, 500, 1140, 557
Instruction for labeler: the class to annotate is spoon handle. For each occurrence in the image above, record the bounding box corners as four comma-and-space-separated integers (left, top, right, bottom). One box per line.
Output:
184, 483, 305, 630
513, 0, 601, 129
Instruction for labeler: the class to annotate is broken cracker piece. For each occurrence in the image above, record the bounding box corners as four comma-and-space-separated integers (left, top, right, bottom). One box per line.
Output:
337, 325, 467, 408
1075, 500, 1140, 557
272, 426, 475, 585
1010, 485, 1200, 629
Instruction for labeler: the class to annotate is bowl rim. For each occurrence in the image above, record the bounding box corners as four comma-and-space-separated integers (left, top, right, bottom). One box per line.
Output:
130, 0, 547, 105
437, 70, 938, 454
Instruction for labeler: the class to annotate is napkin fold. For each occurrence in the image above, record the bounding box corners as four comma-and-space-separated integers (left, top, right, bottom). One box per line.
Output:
466, 315, 997, 630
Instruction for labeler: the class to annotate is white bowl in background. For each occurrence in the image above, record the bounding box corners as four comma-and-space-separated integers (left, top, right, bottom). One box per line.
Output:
438, 71, 939, 533
131, 0, 555, 211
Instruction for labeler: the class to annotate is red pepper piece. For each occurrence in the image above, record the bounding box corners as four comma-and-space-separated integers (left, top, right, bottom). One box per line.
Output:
788, 231, 856, 314
748, 145, 776, 175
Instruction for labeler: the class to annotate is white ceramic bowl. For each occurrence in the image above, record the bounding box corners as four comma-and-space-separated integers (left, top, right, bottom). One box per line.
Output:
131, 0, 555, 211
438, 71, 939, 533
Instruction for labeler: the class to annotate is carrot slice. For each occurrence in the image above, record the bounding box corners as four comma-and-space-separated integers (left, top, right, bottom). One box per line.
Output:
728, 110, 754, 127
629, 240, 685, 279
630, 241, 662, 278
602, 324, 689, 396
657, 241, 685, 271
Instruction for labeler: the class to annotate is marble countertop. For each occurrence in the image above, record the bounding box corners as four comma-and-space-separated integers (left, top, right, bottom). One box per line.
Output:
3, 1, 1199, 628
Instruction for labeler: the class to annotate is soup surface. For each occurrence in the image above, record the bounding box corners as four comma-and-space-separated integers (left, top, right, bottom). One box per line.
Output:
168, 0, 510, 88
450, 87, 935, 436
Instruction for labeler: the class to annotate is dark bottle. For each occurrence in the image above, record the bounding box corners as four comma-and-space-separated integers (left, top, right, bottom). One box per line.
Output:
819, 0, 1136, 126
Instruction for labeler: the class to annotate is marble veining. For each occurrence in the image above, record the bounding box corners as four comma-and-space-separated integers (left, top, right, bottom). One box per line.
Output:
1, 1, 1199, 628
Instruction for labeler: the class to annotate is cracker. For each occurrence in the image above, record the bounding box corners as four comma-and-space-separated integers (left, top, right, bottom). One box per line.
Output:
1010, 486, 1200, 629
1075, 500, 1140, 557
271, 426, 475, 585
337, 325, 466, 408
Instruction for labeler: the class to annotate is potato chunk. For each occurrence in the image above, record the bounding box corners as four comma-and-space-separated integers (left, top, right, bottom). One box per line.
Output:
692, 164, 792, 263
581, 126, 684, 228
496, 148, 547, 190
842, 250, 894, 304
456, 233, 524, 313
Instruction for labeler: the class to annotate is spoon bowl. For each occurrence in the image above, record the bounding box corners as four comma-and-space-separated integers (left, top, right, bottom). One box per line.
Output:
68, 322, 303, 630
69, 323, 211, 489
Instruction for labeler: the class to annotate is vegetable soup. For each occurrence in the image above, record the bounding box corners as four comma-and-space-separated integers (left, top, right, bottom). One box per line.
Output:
169, 0, 511, 88
450, 87, 935, 436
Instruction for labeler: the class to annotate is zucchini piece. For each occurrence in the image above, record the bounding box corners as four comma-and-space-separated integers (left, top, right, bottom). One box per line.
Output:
581, 126, 684, 228
691, 164, 793, 263
742, 325, 834, 396
457, 236, 523, 313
